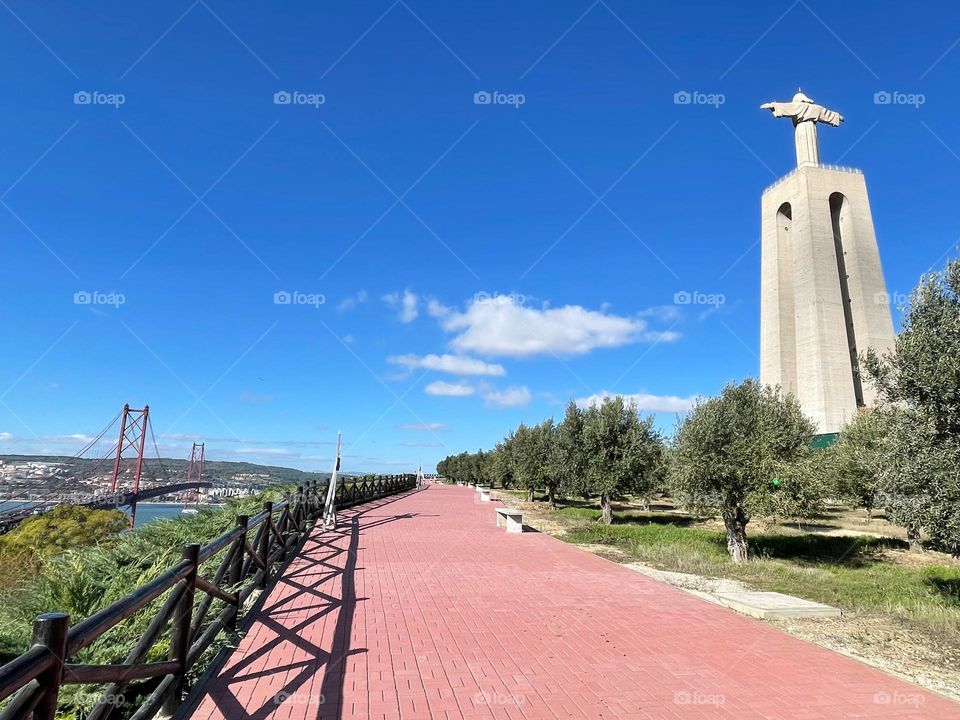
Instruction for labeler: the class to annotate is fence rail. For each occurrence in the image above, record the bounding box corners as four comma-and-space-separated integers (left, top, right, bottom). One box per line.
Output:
0, 474, 416, 720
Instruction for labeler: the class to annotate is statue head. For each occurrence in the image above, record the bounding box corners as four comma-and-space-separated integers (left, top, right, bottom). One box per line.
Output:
793, 91, 814, 104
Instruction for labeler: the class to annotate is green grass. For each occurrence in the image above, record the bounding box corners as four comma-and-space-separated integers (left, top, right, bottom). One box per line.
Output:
536, 501, 960, 638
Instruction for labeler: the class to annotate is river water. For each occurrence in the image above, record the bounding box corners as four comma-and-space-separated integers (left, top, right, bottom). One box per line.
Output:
0, 501, 195, 528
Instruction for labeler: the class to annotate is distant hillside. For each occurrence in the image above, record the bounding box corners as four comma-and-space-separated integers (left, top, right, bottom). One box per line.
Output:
0, 454, 332, 489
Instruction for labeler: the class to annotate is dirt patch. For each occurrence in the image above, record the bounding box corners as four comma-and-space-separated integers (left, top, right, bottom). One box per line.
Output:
768, 614, 960, 702
882, 547, 960, 570
623, 563, 750, 596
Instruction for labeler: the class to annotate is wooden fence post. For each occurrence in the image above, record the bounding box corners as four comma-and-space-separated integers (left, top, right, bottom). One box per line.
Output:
32, 612, 69, 720
295, 486, 305, 532
258, 501, 272, 589
164, 543, 199, 715
278, 493, 291, 561
228, 515, 247, 630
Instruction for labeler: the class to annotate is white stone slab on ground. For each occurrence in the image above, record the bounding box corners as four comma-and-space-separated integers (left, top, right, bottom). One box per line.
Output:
714, 591, 840, 619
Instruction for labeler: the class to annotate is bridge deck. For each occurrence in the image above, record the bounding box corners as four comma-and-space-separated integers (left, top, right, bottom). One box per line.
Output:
188, 485, 959, 719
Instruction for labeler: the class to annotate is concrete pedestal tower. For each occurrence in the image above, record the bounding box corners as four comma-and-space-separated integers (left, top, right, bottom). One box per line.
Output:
760, 92, 896, 435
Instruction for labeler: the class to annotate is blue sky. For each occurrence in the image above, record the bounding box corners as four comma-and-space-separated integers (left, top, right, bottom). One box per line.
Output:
1, 0, 959, 473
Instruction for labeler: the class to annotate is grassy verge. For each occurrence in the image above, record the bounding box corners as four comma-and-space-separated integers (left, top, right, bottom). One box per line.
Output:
511, 494, 960, 639
0, 490, 292, 717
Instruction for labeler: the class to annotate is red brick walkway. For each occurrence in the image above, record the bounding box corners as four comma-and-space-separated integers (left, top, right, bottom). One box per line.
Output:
189, 484, 960, 719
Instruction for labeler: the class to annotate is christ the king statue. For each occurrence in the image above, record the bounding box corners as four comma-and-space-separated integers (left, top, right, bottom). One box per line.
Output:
761, 91, 844, 168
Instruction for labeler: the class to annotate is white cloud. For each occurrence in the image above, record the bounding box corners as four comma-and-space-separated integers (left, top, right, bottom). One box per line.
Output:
426, 298, 450, 318
435, 296, 679, 358
575, 391, 698, 413
0, 432, 12, 441
425, 381, 475, 397
234, 447, 295, 456
639, 305, 684, 323
159, 432, 197, 442
398, 422, 448, 431
383, 289, 419, 323
484, 386, 532, 408
387, 353, 506, 377
337, 290, 368, 312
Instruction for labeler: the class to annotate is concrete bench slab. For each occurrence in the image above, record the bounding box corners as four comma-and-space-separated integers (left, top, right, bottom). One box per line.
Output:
495, 507, 524, 533
713, 591, 841, 619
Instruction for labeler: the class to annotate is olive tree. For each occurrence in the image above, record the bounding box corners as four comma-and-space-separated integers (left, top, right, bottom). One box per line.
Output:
557, 400, 589, 499
829, 408, 890, 521
511, 423, 548, 501
864, 258, 960, 553
670, 379, 817, 562
581, 396, 664, 524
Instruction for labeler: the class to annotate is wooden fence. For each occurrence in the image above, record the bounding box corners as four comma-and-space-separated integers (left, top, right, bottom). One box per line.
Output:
0, 474, 416, 720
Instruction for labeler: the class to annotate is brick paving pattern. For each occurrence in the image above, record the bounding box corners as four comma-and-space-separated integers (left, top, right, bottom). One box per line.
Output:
190, 484, 960, 719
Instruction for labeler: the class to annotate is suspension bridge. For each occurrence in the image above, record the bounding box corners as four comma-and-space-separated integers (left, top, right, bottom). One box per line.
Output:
0, 404, 214, 533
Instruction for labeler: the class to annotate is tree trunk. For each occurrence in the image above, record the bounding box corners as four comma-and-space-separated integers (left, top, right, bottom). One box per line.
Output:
526, 487, 535, 502
907, 525, 924, 552
548, 485, 556, 508
601, 493, 612, 524
722, 508, 749, 563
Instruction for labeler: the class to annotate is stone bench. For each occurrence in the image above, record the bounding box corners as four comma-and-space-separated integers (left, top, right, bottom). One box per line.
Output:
476, 485, 492, 502
495, 507, 524, 533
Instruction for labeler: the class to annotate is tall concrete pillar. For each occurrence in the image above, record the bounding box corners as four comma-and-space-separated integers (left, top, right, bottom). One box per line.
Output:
760, 165, 896, 434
